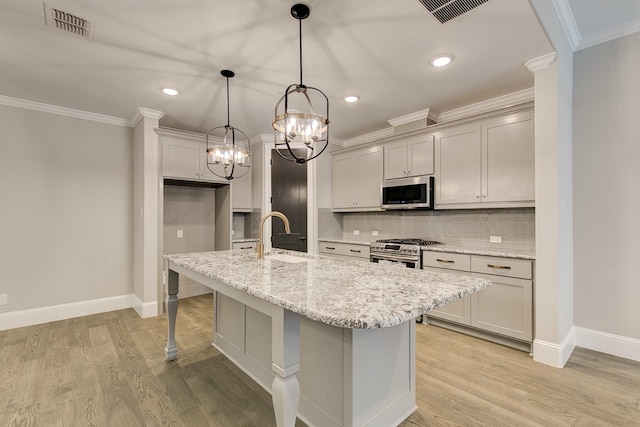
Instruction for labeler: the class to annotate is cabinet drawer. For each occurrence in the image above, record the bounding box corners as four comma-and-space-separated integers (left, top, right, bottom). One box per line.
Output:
471, 256, 532, 279
319, 242, 344, 256
422, 251, 471, 272
343, 244, 370, 259
232, 242, 257, 250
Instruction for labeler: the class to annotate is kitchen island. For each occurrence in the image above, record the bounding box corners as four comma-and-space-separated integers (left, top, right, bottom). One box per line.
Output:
164, 249, 490, 427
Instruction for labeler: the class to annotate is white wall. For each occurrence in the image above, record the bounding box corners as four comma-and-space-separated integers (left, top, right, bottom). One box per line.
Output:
0, 105, 133, 313
573, 32, 640, 341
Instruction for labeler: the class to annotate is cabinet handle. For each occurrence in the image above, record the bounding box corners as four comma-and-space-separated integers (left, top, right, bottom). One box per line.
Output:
487, 264, 511, 270
240, 246, 252, 249
326, 246, 336, 250
475, 195, 480, 199
350, 249, 362, 253
436, 259, 455, 264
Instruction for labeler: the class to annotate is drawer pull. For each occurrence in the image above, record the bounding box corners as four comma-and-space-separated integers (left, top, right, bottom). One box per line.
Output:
436, 259, 455, 264
240, 246, 253, 249
487, 264, 511, 270
325, 246, 336, 250
350, 249, 362, 253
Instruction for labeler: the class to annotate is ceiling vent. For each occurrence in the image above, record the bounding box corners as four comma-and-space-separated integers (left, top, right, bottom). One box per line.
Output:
43, 3, 94, 39
417, 0, 490, 24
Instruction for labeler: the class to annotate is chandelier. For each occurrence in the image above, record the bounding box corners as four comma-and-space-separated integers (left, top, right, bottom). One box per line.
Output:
272, 3, 329, 164
206, 70, 250, 180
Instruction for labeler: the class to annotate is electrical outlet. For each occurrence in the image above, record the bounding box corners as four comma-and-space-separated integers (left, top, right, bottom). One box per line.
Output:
177, 230, 183, 239
490, 235, 502, 244
372, 230, 379, 236
353, 230, 360, 236
0, 294, 7, 305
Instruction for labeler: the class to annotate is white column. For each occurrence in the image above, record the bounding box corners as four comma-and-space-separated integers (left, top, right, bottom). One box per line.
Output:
133, 107, 165, 318
271, 309, 301, 427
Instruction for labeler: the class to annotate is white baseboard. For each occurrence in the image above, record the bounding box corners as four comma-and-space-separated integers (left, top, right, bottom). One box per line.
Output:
131, 294, 159, 318
0, 294, 144, 331
533, 327, 576, 368
575, 326, 640, 362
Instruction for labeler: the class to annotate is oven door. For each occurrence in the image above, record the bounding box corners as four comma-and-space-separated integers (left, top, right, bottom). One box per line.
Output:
370, 253, 420, 269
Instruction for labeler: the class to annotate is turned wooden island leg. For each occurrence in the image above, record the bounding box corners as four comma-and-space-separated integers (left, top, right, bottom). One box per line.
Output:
165, 268, 179, 360
271, 309, 301, 427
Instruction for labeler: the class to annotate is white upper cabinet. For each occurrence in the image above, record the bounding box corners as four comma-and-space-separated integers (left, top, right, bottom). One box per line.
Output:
332, 145, 383, 211
161, 134, 226, 183
231, 168, 252, 212
384, 134, 434, 180
435, 109, 534, 209
481, 111, 535, 203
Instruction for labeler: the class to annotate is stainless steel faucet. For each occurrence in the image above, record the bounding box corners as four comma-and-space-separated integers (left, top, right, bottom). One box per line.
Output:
256, 211, 291, 260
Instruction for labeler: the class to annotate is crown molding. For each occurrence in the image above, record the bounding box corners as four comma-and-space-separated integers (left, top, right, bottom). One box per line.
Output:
525, 52, 558, 73
576, 17, 640, 51
343, 128, 394, 148
130, 107, 165, 127
552, 0, 580, 51
437, 88, 535, 123
0, 94, 130, 127
387, 107, 440, 127
156, 126, 206, 142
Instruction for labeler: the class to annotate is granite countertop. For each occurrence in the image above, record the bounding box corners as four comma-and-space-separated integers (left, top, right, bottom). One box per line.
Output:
232, 238, 258, 243
165, 249, 490, 329
421, 244, 535, 260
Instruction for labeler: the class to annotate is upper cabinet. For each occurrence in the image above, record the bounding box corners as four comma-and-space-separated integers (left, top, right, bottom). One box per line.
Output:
161, 133, 226, 183
384, 133, 434, 180
332, 145, 383, 211
435, 109, 534, 209
231, 170, 252, 212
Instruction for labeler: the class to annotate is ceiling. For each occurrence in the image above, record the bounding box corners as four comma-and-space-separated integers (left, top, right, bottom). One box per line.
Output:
0, 0, 638, 141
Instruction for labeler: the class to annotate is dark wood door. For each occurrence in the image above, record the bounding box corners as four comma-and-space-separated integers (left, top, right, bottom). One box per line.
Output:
271, 149, 307, 252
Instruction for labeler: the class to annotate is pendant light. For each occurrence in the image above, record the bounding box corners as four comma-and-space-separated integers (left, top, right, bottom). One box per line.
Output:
272, 3, 329, 164
206, 70, 250, 180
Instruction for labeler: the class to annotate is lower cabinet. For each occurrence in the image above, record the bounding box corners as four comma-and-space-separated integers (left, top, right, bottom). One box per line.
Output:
318, 241, 370, 261
232, 241, 257, 250
423, 251, 533, 346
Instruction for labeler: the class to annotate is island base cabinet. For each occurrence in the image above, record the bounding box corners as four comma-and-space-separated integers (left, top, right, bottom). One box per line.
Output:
213, 291, 417, 427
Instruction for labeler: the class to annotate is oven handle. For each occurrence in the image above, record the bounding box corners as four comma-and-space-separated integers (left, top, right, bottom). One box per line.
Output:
370, 253, 420, 263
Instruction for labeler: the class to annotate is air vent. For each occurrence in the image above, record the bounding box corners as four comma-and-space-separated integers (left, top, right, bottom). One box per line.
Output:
43, 3, 94, 39
417, 0, 490, 24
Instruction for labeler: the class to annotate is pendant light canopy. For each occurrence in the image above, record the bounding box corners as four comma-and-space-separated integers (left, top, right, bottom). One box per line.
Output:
206, 69, 250, 180
273, 3, 329, 164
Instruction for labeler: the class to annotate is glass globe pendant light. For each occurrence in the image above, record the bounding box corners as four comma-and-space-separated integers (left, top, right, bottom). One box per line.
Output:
273, 3, 329, 164
206, 69, 250, 180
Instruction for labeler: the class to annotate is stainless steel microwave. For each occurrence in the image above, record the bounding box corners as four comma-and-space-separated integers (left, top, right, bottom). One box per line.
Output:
381, 176, 434, 210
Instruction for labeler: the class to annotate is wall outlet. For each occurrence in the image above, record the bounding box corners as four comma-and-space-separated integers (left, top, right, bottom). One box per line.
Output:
177, 230, 183, 239
490, 235, 502, 243
353, 230, 360, 236
372, 230, 379, 236
0, 294, 7, 305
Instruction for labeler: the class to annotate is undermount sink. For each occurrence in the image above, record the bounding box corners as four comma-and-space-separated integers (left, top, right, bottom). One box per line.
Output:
264, 253, 310, 263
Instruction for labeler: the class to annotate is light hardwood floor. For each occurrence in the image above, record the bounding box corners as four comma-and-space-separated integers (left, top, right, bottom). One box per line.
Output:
1, 295, 638, 426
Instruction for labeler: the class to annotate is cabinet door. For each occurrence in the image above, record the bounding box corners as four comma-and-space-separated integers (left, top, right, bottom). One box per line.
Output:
355, 146, 383, 208
407, 134, 434, 177
470, 273, 533, 341
231, 171, 252, 212
384, 140, 408, 180
163, 137, 201, 180
435, 123, 482, 205
423, 266, 471, 325
332, 152, 356, 209
482, 111, 535, 203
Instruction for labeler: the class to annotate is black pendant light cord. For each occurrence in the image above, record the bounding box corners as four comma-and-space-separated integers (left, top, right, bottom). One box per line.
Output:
298, 17, 303, 86
226, 75, 230, 127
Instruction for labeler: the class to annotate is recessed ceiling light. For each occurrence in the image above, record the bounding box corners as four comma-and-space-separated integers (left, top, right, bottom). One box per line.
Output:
431, 55, 453, 67
344, 95, 359, 103
162, 88, 179, 96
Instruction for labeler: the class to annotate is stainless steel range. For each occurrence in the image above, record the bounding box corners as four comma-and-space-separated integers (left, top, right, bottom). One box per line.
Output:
370, 238, 442, 269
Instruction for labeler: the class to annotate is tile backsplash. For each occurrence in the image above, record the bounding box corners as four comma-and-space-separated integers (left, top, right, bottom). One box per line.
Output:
320, 208, 535, 250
